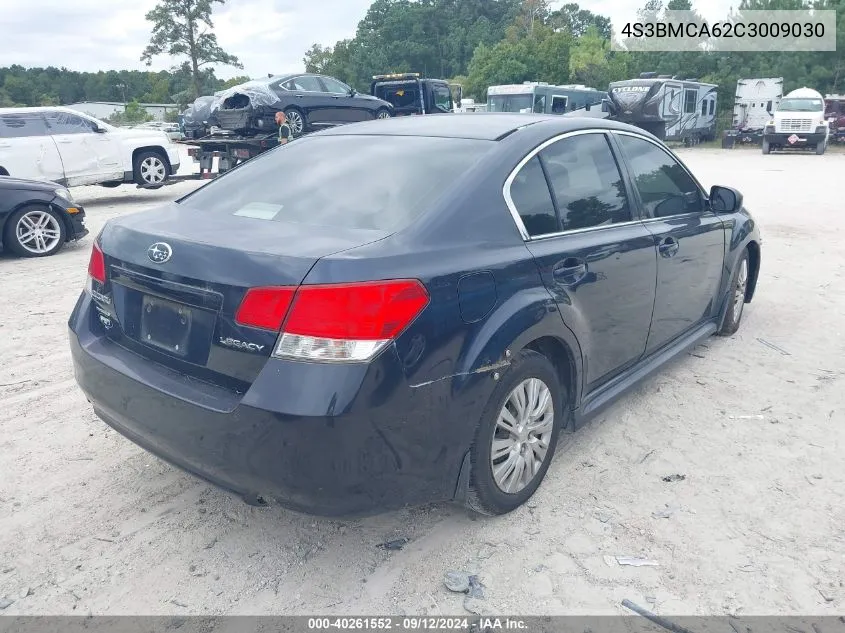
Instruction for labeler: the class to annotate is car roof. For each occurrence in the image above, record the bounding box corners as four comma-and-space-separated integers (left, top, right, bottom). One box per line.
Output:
313, 113, 652, 141
0, 106, 89, 115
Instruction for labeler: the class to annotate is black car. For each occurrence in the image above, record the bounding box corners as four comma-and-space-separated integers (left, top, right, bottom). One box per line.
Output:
181, 96, 218, 139
211, 74, 394, 137
1, 176, 88, 257
69, 115, 760, 517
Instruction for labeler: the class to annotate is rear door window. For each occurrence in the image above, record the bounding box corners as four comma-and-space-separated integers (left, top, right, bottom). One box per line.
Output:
0, 114, 48, 138
295, 76, 324, 92
540, 133, 631, 231
178, 135, 492, 231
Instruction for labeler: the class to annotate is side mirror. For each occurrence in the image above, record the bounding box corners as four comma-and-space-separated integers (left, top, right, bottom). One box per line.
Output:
601, 99, 610, 113
349, 88, 358, 97
92, 122, 106, 133
709, 185, 742, 213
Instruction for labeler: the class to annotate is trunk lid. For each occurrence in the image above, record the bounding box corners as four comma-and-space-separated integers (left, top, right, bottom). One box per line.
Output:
94, 202, 388, 392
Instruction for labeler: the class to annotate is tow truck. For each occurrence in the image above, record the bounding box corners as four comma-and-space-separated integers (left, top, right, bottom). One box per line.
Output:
370, 73, 463, 115
172, 130, 281, 181
167, 73, 464, 184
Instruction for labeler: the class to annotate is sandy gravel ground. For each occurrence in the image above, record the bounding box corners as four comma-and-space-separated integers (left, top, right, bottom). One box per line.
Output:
0, 147, 843, 617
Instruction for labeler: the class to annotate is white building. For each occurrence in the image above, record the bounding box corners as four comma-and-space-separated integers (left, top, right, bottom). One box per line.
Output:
66, 102, 181, 121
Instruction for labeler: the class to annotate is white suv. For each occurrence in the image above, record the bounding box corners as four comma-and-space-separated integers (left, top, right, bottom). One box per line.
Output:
0, 107, 181, 188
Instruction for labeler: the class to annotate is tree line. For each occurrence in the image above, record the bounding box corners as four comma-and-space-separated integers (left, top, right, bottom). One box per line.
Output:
1, 0, 843, 119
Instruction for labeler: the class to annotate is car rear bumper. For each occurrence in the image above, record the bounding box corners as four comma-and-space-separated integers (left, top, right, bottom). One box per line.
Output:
68, 293, 470, 517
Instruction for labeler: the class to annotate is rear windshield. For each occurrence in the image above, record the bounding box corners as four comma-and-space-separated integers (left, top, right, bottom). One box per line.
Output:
178, 135, 492, 231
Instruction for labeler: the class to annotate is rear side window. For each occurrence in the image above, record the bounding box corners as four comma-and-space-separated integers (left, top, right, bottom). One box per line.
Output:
509, 156, 558, 237
0, 114, 48, 138
178, 135, 492, 231
551, 96, 567, 114
540, 133, 631, 231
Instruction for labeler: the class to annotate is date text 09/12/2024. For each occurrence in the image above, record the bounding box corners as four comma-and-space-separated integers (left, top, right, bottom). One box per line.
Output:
307, 618, 529, 630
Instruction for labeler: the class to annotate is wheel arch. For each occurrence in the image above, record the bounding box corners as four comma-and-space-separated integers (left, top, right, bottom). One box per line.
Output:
444, 288, 584, 411
1, 201, 71, 248
132, 146, 172, 170
0, 166, 9, 176
745, 239, 761, 302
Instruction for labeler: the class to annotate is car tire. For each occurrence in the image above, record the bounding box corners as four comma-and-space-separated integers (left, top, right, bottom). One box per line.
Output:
815, 141, 826, 155
762, 140, 770, 154
100, 181, 121, 188
718, 249, 750, 337
133, 150, 170, 186
374, 108, 392, 120
283, 108, 307, 137
466, 349, 565, 516
3, 205, 67, 258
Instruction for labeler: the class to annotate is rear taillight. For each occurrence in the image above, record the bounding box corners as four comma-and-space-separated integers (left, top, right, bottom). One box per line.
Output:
235, 279, 429, 362
235, 287, 296, 331
87, 242, 106, 284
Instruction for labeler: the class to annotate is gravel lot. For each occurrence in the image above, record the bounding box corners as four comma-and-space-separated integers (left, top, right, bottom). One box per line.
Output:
1, 147, 843, 616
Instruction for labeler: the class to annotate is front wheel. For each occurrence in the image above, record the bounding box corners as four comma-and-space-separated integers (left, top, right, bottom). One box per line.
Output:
466, 350, 565, 516
374, 108, 392, 120
133, 150, 170, 186
3, 206, 67, 258
718, 249, 750, 336
762, 140, 770, 154
816, 141, 826, 155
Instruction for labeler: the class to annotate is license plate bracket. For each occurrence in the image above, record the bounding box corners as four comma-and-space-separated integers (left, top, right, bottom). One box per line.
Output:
140, 295, 192, 357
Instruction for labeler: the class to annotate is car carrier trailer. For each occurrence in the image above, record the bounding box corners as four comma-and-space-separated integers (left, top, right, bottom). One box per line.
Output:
159, 132, 282, 184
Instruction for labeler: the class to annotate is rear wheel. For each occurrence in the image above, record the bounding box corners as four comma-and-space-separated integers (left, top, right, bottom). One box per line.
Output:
816, 140, 826, 155
133, 150, 169, 186
718, 249, 749, 336
283, 108, 306, 137
3, 206, 66, 258
466, 350, 565, 516
762, 140, 770, 154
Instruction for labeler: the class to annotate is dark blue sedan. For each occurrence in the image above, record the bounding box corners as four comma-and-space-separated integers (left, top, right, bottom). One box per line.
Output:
68, 114, 761, 517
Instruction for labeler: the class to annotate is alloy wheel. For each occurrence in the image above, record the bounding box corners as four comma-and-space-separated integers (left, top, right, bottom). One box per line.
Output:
15, 210, 62, 255
491, 378, 555, 494
286, 110, 304, 135
376, 110, 392, 120
140, 156, 167, 184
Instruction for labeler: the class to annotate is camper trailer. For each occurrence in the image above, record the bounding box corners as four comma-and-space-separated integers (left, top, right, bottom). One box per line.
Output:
606, 73, 718, 144
733, 78, 783, 141
486, 82, 607, 116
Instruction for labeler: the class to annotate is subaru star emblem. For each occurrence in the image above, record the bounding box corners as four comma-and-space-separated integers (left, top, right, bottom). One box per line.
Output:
147, 242, 172, 264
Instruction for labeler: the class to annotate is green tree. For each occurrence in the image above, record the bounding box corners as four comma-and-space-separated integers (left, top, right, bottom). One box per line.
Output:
108, 100, 154, 125
221, 75, 251, 89
141, 0, 242, 99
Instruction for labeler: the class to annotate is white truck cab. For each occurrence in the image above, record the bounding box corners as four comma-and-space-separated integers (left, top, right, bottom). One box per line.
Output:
763, 87, 829, 155
0, 106, 181, 187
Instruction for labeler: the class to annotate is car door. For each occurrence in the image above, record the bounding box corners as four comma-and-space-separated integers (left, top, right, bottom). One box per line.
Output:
319, 75, 367, 122
508, 130, 658, 394
43, 110, 106, 186
0, 112, 65, 183
285, 75, 333, 127
613, 131, 726, 354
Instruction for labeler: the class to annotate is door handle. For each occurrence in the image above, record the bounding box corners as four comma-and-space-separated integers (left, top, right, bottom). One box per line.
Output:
658, 236, 680, 257
553, 258, 587, 284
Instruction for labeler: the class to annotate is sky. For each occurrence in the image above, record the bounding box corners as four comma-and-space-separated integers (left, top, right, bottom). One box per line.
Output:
0, 0, 736, 80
